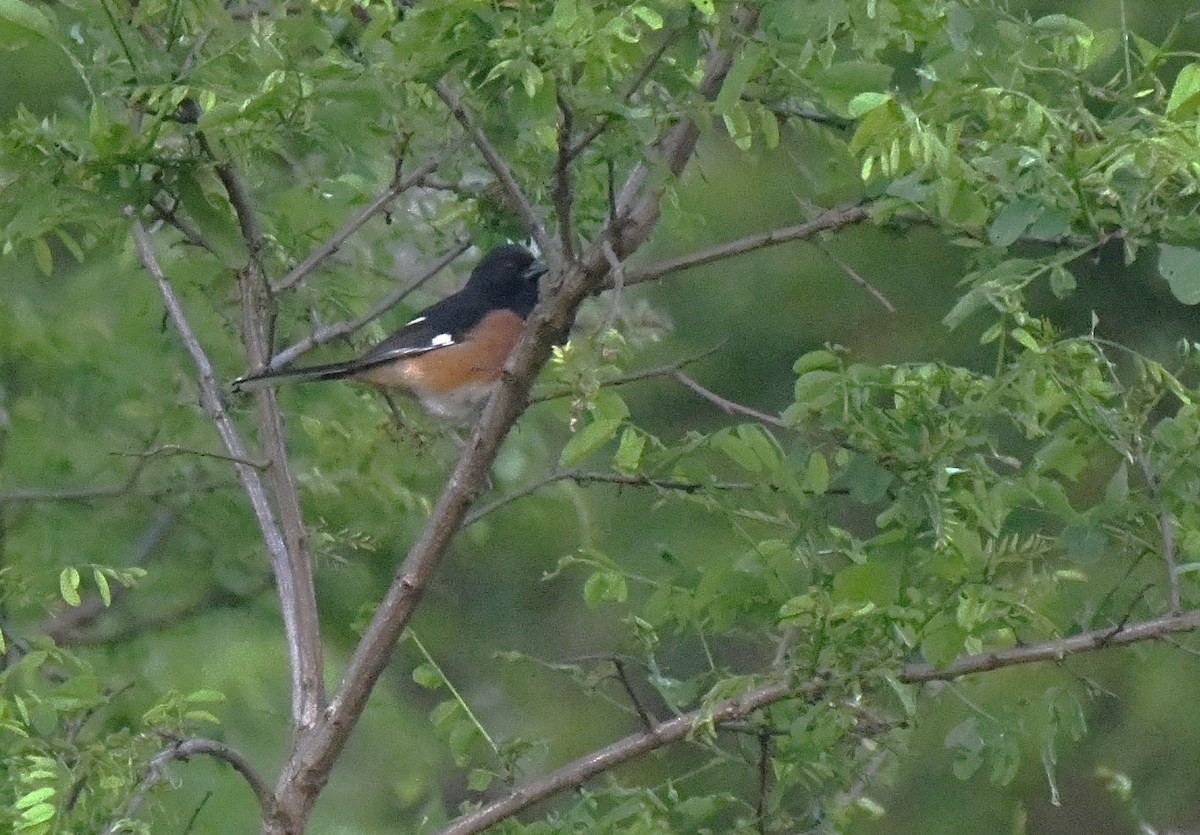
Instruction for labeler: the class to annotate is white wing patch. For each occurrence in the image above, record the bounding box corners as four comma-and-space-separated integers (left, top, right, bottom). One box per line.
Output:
406, 315, 427, 326
430, 332, 455, 348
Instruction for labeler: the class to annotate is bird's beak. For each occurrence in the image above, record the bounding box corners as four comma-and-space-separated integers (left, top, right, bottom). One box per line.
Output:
524, 260, 549, 281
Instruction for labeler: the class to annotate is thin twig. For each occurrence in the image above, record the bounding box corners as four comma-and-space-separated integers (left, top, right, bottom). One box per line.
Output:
673, 371, 788, 429
611, 656, 657, 732
437, 676, 804, 835
103, 736, 274, 834
815, 241, 896, 313
462, 469, 754, 528
149, 196, 216, 254
1134, 436, 1181, 613
433, 79, 553, 259
265, 239, 471, 371
625, 204, 873, 286
0, 460, 149, 505
900, 609, 1200, 682
271, 140, 467, 293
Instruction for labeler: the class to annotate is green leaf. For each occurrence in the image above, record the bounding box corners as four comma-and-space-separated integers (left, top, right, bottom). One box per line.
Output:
15, 787, 55, 810
549, 0, 576, 29
59, 567, 81, 606
93, 568, 111, 607
447, 721, 480, 766
802, 451, 829, 494
412, 663, 443, 689
988, 199, 1043, 247
1158, 244, 1200, 304
0, 0, 58, 42
32, 237, 53, 276
583, 570, 627, 607
630, 6, 663, 29
186, 689, 226, 703
613, 427, 646, 474
714, 45, 761, 115
18, 801, 55, 826
559, 390, 629, 467
467, 768, 495, 791
1167, 63, 1200, 118
847, 91, 891, 117
722, 103, 754, 151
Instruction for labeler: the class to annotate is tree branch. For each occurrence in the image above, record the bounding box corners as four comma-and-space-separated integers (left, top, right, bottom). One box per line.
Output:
271, 140, 467, 294
900, 609, 1200, 682
434, 79, 554, 259
129, 217, 323, 732
437, 676, 807, 835
624, 203, 873, 286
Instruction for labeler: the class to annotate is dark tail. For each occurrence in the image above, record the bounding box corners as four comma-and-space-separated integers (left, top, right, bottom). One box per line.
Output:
232, 360, 361, 392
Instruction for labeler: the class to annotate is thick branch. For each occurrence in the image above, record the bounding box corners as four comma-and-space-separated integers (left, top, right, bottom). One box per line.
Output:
900, 609, 1200, 682
439, 676, 806, 835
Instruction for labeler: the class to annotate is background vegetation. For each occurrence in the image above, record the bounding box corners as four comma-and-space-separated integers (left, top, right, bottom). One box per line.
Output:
4, 0, 1200, 832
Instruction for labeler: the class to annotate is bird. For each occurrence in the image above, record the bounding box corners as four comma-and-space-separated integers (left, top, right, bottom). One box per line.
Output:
233, 244, 548, 423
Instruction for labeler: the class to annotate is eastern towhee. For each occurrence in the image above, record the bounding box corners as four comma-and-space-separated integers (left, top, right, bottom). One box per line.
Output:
234, 244, 547, 422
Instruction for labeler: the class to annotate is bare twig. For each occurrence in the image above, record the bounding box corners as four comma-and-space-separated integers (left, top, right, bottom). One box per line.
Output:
271, 141, 467, 294
673, 371, 788, 429
900, 609, 1200, 682
265, 239, 471, 371
1134, 436, 1181, 613
531, 342, 728, 404
434, 79, 553, 259
437, 676, 803, 835
816, 241, 896, 313
104, 736, 274, 834
624, 204, 873, 286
